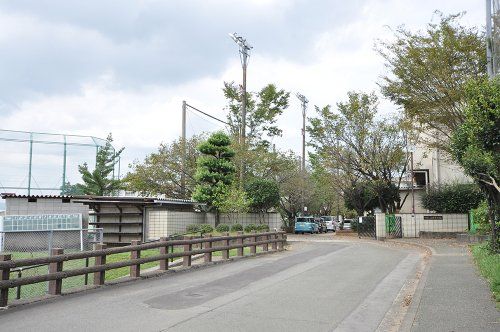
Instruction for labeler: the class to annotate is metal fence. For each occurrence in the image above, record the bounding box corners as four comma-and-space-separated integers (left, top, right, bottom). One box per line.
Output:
0, 229, 102, 301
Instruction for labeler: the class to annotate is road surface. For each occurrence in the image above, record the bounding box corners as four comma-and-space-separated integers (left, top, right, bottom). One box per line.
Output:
0, 238, 421, 331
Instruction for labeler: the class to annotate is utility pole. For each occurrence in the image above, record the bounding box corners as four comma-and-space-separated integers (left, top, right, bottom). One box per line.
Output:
487, 0, 494, 77
181, 100, 187, 197
296, 93, 308, 171
229, 32, 252, 185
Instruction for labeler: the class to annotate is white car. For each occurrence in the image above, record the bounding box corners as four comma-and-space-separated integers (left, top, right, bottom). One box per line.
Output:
320, 216, 336, 232
342, 219, 352, 230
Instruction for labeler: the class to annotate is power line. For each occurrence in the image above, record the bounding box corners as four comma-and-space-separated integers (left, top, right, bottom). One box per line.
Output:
185, 104, 229, 125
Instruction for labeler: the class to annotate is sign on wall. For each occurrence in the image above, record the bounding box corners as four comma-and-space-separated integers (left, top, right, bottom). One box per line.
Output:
1, 214, 82, 231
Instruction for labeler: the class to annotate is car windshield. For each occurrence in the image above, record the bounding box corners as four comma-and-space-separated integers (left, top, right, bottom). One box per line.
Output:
322, 216, 332, 221
296, 217, 314, 223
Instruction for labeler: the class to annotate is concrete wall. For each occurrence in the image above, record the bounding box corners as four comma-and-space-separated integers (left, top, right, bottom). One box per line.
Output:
375, 213, 468, 239
5, 197, 89, 228
145, 210, 281, 240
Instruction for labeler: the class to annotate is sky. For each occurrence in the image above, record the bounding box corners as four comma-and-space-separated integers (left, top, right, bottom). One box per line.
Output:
0, 0, 486, 195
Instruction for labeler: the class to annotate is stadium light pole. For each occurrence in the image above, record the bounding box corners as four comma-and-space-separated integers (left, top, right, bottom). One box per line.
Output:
229, 32, 252, 185
296, 93, 308, 171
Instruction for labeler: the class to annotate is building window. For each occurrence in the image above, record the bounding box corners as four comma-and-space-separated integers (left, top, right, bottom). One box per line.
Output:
28, 198, 37, 203
413, 170, 428, 187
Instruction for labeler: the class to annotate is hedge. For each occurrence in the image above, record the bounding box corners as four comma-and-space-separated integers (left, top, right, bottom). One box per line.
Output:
421, 183, 484, 213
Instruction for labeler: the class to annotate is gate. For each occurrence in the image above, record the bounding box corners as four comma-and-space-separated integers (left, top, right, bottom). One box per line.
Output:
385, 214, 402, 238
358, 216, 376, 239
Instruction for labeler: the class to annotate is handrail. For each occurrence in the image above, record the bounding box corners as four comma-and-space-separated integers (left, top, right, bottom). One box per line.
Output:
0, 231, 287, 307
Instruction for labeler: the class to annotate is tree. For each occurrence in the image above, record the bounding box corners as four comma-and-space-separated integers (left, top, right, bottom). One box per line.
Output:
378, 12, 486, 151
124, 135, 203, 199
60, 182, 84, 196
308, 92, 408, 213
217, 185, 251, 224
224, 82, 290, 148
192, 131, 235, 225
451, 77, 500, 251
245, 178, 280, 220
75, 134, 124, 196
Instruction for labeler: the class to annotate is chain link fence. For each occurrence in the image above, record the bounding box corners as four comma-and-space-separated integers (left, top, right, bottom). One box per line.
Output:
0, 229, 103, 301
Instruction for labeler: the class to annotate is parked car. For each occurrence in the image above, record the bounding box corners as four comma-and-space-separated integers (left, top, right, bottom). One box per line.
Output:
315, 218, 328, 233
294, 217, 319, 234
321, 216, 337, 232
342, 219, 353, 230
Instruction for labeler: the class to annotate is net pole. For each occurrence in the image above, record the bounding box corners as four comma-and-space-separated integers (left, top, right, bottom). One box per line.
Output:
28, 133, 33, 195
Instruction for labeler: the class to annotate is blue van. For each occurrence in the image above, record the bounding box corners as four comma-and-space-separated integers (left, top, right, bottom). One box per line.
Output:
294, 217, 319, 234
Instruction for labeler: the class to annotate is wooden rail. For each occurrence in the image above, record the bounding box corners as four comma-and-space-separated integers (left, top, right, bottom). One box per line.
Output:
0, 231, 286, 307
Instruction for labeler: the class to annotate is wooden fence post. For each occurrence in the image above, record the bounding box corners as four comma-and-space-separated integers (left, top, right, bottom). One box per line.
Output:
250, 230, 257, 254
237, 232, 244, 256
204, 234, 212, 263
130, 240, 141, 278
0, 254, 11, 307
272, 231, 278, 250
263, 233, 269, 252
183, 236, 192, 267
48, 248, 63, 295
93, 243, 107, 285
159, 237, 169, 271
277, 233, 284, 251
222, 232, 230, 260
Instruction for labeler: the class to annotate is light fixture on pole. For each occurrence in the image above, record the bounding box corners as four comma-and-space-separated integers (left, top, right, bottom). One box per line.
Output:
229, 32, 253, 185
296, 93, 308, 171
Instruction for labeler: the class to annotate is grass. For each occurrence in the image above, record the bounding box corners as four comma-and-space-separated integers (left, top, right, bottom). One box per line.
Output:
470, 242, 500, 308
5, 242, 264, 301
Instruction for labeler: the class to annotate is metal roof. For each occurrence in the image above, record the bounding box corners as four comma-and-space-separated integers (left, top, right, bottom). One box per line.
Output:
1, 193, 73, 199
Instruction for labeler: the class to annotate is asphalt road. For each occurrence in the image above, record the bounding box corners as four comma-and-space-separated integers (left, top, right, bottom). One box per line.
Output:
0, 238, 420, 332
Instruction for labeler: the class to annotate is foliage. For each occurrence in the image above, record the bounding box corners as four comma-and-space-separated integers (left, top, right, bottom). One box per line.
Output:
75, 134, 124, 196
192, 132, 235, 225
217, 185, 251, 216
186, 224, 214, 234
244, 224, 257, 233
224, 82, 290, 148
472, 201, 491, 235
245, 178, 280, 213
378, 12, 486, 151
471, 242, 500, 308
451, 77, 500, 251
215, 224, 230, 233
308, 92, 408, 213
421, 183, 484, 213
60, 182, 84, 196
230, 223, 243, 232
257, 224, 270, 232
125, 135, 203, 199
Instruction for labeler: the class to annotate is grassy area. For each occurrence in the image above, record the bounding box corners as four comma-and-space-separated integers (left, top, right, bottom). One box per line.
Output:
471, 242, 500, 308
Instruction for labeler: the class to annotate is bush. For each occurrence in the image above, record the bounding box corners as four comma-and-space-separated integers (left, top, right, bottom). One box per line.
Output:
421, 183, 484, 213
471, 201, 491, 235
257, 224, 270, 232
230, 223, 243, 232
215, 223, 230, 233
471, 242, 500, 307
244, 224, 257, 232
199, 224, 214, 234
186, 224, 201, 233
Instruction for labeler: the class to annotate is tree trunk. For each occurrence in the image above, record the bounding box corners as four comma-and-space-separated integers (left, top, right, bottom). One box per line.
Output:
215, 209, 220, 227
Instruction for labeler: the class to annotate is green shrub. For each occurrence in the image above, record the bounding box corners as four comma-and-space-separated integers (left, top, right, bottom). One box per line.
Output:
199, 224, 214, 234
244, 224, 257, 232
421, 183, 484, 213
257, 224, 270, 232
230, 223, 243, 232
186, 224, 201, 233
471, 201, 491, 235
215, 223, 230, 233
471, 242, 500, 308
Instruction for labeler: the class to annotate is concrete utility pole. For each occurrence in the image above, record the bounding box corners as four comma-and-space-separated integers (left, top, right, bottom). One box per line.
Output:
229, 32, 252, 185
296, 93, 308, 171
181, 100, 187, 197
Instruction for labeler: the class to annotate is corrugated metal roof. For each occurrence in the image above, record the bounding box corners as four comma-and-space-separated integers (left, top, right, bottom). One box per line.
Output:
1, 193, 73, 199
1, 194, 202, 205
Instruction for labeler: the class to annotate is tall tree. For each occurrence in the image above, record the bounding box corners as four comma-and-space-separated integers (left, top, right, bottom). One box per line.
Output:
308, 92, 409, 213
192, 131, 235, 225
378, 12, 486, 151
124, 135, 203, 199
76, 134, 124, 196
245, 178, 280, 218
452, 77, 500, 251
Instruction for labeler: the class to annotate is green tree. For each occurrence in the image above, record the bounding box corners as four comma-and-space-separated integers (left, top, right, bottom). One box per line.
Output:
192, 131, 235, 225
421, 183, 484, 213
76, 134, 124, 196
378, 12, 486, 151
60, 182, 84, 196
217, 185, 251, 224
451, 77, 500, 251
124, 135, 203, 199
308, 92, 408, 213
245, 178, 280, 219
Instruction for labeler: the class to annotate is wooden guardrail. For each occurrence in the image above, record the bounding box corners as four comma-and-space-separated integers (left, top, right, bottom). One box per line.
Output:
0, 231, 286, 307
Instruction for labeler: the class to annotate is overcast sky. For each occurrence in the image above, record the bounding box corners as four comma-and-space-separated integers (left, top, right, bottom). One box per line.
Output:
0, 0, 485, 193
